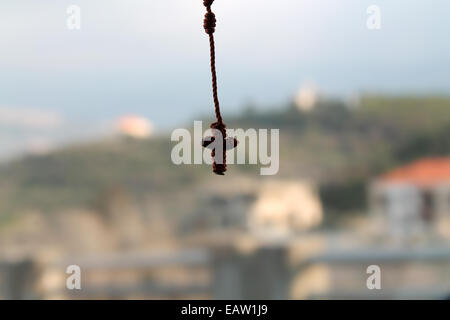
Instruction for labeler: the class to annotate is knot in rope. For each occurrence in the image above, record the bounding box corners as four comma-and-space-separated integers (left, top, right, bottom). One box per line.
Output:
209, 121, 227, 175
210, 121, 226, 136
203, 12, 216, 35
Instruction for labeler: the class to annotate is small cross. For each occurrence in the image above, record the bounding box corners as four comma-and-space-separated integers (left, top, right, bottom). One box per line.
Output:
202, 134, 238, 175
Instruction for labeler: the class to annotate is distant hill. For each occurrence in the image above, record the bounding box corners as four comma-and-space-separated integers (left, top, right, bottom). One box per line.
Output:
1, 95, 450, 219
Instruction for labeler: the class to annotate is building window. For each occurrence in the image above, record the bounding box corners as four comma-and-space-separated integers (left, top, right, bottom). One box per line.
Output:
421, 191, 434, 223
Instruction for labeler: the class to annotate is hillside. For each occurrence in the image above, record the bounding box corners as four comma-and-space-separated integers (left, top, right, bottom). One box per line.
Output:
1, 95, 450, 222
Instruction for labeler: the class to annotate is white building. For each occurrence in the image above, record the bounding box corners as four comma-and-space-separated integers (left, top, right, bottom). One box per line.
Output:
370, 157, 450, 240
249, 181, 323, 235
189, 180, 323, 236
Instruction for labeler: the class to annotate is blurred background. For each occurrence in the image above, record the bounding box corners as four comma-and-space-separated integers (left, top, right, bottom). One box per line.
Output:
1, 0, 450, 299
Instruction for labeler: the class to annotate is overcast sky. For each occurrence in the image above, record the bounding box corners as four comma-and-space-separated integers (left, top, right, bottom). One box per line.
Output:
0, 0, 449, 133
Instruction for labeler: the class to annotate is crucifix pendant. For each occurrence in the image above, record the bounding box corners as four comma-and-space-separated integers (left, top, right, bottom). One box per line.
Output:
202, 125, 238, 175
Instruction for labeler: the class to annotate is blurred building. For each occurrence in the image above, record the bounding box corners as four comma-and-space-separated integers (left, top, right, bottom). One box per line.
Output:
116, 115, 154, 139
294, 84, 319, 112
297, 246, 450, 299
370, 157, 450, 240
249, 181, 322, 235
188, 180, 322, 236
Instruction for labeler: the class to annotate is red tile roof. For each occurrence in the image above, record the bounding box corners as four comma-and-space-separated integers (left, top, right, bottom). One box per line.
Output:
378, 157, 450, 187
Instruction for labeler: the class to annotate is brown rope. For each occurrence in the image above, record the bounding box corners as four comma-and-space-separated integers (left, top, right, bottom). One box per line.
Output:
202, 0, 237, 175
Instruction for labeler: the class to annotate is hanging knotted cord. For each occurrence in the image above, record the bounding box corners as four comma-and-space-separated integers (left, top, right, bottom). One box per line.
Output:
201, 0, 237, 175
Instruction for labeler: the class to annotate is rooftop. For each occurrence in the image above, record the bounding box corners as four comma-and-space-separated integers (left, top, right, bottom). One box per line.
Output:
378, 157, 450, 187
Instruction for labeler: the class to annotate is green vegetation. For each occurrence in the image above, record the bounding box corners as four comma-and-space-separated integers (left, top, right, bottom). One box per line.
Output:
0, 95, 449, 218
